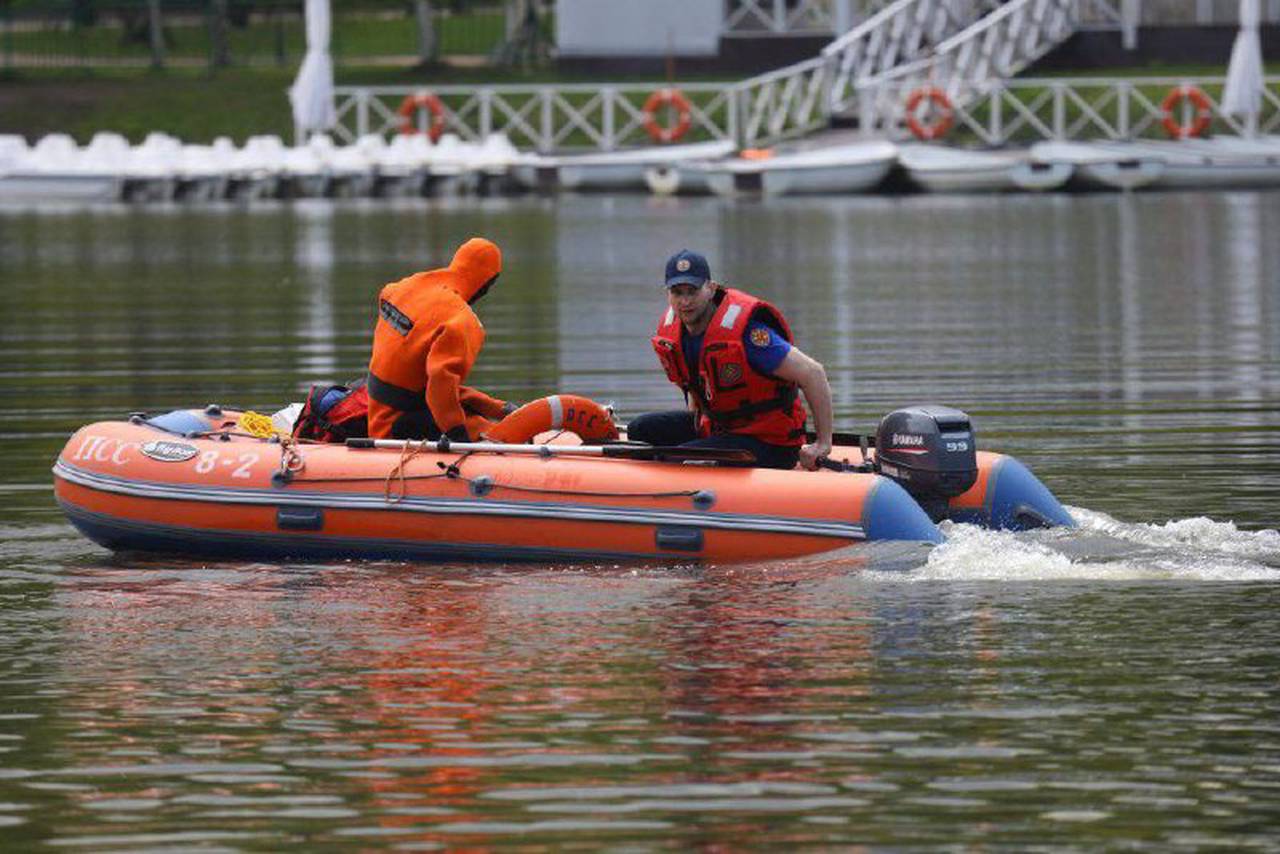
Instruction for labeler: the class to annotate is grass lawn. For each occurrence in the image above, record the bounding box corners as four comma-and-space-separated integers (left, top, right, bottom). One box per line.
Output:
0, 10, 505, 65
1049, 62, 1261, 78
0, 69, 306, 143
0, 59, 745, 144
0, 61, 1246, 147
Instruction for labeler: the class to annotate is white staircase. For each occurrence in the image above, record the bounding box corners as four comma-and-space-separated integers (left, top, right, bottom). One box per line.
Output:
822, 0, 1007, 113
732, 0, 1125, 146
855, 0, 1082, 136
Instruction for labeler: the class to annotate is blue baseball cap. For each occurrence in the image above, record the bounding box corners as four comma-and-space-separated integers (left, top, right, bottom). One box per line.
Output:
664, 249, 711, 288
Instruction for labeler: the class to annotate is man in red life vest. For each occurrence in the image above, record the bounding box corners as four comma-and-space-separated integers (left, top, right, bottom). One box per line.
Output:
367, 237, 516, 441
628, 249, 835, 470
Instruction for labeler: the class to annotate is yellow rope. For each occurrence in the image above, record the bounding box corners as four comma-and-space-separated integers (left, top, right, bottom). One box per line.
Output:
237, 410, 277, 438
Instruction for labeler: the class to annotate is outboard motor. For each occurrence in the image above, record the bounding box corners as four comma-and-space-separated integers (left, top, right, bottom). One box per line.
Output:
874, 405, 978, 522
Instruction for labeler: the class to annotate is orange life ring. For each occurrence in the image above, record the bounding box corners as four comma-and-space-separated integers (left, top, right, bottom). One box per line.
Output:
397, 92, 446, 142
642, 88, 693, 144
484, 395, 619, 444
1161, 85, 1212, 140
905, 87, 955, 141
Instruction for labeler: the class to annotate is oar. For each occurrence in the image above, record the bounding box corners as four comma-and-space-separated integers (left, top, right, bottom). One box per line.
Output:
345, 437, 755, 464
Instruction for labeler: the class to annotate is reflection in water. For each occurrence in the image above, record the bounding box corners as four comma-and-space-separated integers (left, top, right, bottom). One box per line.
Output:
1117, 193, 1143, 454
1224, 193, 1264, 402
0, 561, 1273, 848
295, 201, 337, 382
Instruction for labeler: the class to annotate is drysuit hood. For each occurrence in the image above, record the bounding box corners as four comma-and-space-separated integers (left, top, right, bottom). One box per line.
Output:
448, 238, 503, 303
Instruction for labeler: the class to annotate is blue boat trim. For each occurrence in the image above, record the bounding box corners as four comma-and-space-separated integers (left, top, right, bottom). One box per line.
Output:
53, 460, 871, 542
945, 455, 1075, 531
984, 455, 1076, 529
860, 477, 946, 544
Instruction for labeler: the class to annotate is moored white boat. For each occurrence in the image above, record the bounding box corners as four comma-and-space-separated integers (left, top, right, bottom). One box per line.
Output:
0, 133, 124, 203
305, 134, 378, 198
122, 132, 182, 202
227, 135, 287, 200
688, 141, 899, 197
280, 140, 333, 198
899, 143, 1073, 193
174, 137, 236, 202
0, 134, 27, 171
514, 140, 736, 192
1102, 136, 1280, 190
374, 134, 432, 196
1030, 140, 1165, 191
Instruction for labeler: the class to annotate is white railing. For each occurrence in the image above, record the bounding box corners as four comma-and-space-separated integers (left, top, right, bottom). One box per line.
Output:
330, 83, 738, 150
328, 0, 1139, 150
327, 75, 1280, 153
330, 69, 834, 151
865, 76, 1280, 144
730, 56, 834, 145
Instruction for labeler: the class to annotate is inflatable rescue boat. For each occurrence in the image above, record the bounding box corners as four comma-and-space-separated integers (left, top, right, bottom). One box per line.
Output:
52, 399, 1074, 564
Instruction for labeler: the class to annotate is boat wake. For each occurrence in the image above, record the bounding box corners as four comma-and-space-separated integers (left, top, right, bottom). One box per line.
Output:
868, 508, 1280, 582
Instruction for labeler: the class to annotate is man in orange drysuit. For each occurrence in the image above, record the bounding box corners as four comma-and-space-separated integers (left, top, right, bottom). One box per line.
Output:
367, 237, 515, 441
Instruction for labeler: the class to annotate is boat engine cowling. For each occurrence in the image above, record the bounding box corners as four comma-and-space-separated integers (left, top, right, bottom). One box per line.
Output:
874, 405, 978, 521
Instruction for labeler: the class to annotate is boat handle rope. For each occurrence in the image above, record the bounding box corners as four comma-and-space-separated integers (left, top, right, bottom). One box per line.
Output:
438, 468, 705, 501
384, 439, 450, 504
191, 431, 709, 503
411, 448, 706, 502
282, 462, 706, 502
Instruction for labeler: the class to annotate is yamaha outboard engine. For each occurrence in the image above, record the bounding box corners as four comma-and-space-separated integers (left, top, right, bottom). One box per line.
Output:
875, 405, 978, 522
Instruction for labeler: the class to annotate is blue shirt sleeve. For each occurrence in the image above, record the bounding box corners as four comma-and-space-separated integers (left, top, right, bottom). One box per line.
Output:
743, 322, 791, 375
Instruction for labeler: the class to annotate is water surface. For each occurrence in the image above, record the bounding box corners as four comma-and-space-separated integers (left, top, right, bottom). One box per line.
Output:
0, 192, 1277, 848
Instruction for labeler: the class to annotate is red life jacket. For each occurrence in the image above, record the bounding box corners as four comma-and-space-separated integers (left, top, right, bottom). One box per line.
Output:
292, 379, 370, 443
651, 287, 807, 447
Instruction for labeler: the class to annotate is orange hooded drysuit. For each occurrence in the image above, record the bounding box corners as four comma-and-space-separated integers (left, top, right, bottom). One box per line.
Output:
367, 238, 509, 440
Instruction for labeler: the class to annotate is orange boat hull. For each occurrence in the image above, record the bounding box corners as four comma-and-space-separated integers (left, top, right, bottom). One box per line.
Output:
53, 411, 944, 563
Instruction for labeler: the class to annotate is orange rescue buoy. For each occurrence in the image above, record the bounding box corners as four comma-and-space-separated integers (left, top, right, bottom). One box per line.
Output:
484, 395, 619, 444
397, 92, 447, 142
642, 88, 693, 144
905, 87, 955, 141
1160, 85, 1213, 139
